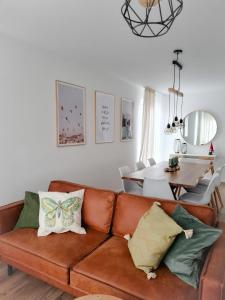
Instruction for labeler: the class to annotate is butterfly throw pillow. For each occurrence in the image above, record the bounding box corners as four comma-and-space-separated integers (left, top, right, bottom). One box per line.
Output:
38, 190, 86, 237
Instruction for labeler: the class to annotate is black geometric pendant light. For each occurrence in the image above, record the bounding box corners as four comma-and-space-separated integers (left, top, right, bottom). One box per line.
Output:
121, 0, 183, 38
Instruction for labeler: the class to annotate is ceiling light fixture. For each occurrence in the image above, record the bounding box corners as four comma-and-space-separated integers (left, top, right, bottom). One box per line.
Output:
165, 49, 184, 135
121, 0, 183, 38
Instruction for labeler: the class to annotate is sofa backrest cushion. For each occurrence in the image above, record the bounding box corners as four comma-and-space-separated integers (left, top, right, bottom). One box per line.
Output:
112, 193, 216, 237
48, 180, 116, 234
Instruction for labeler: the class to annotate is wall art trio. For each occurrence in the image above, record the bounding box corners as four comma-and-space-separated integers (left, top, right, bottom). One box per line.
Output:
56, 80, 135, 146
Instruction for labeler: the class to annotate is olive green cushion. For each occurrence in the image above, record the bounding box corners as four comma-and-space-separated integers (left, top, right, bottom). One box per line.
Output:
15, 191, 39, 229
164, 205, 222, 288
128, 202, 183, 274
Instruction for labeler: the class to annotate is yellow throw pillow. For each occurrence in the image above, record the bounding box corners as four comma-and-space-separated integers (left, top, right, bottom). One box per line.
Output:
128, 202, 183, 277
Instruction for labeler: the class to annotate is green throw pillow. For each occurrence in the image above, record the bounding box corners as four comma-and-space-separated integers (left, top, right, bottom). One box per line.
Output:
128, 202, 183, 277
164, 205, 222, 288
15, 191, 40, 229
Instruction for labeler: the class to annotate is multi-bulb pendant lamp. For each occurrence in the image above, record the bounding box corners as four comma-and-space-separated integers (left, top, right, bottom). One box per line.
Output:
164, 49, 184, 135
121, 0, 183, 38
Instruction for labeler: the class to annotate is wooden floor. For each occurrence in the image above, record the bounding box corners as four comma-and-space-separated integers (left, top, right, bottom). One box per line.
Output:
0, 184, 225, 300
0, 263, 74, 300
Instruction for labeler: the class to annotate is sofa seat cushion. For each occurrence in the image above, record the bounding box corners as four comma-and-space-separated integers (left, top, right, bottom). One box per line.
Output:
71, 237, 198, 300
0, 228, 108, 285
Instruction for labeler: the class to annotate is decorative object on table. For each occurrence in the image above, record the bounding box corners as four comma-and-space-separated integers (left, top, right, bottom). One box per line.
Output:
121, 0, 183, 38
181, 142, 187, 154
164, 50, 184, 135
165, 156, 180, 172
209, 142, 215, 155
174, 139, 181, 153
121, 98, 135, 141
95, 91, 115, 144
169, 156, 179, 168
181, 111, 217, 146
38, 190, 86, 237
164, 205, 222, 288
56, 80, 85, 146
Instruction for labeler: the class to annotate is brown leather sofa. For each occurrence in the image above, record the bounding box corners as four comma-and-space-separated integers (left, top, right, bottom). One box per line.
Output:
0, 180, 224, 300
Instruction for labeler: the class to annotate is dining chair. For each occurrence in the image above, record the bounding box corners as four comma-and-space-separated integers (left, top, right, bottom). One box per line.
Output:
118, 166, 142, 195
148, 158, 156, 167
136, 161, 146, 171
199, 164, 225, 184
185, 164, 225, 209
143, 177, 175, 200
179, 173, 220, 211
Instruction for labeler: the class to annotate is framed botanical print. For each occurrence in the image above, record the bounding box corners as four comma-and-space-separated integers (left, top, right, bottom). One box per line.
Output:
95, 91, 115, 144
121, 98, 135, 141
56, 80, 85, 146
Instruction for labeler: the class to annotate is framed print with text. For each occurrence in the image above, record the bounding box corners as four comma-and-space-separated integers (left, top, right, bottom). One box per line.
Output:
95, 91, 115, 144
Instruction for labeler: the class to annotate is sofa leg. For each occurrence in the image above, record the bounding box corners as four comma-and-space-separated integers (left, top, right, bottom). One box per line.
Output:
7, 265, 13, 276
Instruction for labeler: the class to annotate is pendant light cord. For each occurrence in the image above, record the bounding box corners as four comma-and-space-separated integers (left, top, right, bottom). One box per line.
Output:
168, 92, 171, 123
173, 63, 176, 118
178, 65, 184, 119
176, 66, 181, 117
181, 96, 184, 118
173, 63, 176, 89
165, 49, 184, 133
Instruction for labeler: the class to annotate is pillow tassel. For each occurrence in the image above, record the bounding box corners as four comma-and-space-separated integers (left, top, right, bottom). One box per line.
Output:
183, 229, 193, 239
147, 272, 157, 280
124, 234, 131, 241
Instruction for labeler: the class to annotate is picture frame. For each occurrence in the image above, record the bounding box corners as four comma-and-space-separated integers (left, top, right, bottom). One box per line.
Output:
56, 80, 86, 146
95, 91, 115, 144
121, 97, 135, 141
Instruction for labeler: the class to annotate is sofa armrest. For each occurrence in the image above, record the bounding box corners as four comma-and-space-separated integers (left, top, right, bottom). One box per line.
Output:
199, 222, 225, 300
0, 201, 24, 234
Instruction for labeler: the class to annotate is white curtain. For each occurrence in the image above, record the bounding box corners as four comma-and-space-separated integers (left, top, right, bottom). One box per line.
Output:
139, 87, 155, 165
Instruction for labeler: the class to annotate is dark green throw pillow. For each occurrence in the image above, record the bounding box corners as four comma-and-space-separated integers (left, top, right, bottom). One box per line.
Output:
164, 205, 222, 289
15, 191, 40, 229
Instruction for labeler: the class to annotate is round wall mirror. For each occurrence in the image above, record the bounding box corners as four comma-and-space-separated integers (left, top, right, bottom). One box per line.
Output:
181, 111, 217, 146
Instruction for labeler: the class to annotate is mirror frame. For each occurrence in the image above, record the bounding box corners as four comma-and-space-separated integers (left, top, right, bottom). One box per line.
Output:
180, 110, 217, 146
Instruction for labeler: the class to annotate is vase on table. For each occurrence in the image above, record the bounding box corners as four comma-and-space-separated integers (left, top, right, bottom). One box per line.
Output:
181, 142, 187, 154
174, 139, 181, 154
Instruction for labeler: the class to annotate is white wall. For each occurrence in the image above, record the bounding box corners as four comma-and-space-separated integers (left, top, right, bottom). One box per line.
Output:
154, 90, 225, 178
0, 35, 144, 205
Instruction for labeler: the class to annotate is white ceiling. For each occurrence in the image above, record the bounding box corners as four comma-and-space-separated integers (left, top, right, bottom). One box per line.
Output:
0, 0, 224, 93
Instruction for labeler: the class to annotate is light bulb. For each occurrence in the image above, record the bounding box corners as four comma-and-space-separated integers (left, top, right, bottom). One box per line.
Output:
138, 0, 160, 7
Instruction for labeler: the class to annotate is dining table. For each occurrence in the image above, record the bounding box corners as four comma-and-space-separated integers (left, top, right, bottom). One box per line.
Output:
122, 161, 213, 199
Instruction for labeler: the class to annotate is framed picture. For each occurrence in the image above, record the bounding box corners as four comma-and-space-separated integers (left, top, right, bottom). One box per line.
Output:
121, 98, 135, 141
95, 91, 115, 144
56, 80, 85, 146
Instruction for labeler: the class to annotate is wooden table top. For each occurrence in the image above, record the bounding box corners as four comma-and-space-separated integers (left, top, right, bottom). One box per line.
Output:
122, 161, 212, 188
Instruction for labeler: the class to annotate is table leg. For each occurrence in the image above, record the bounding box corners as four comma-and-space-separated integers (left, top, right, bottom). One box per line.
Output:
170, 185, 178, 200
212, 192, 219, 214
210, 163, 215, 174
177, 186, 182, 197
215, 187, 224, 208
